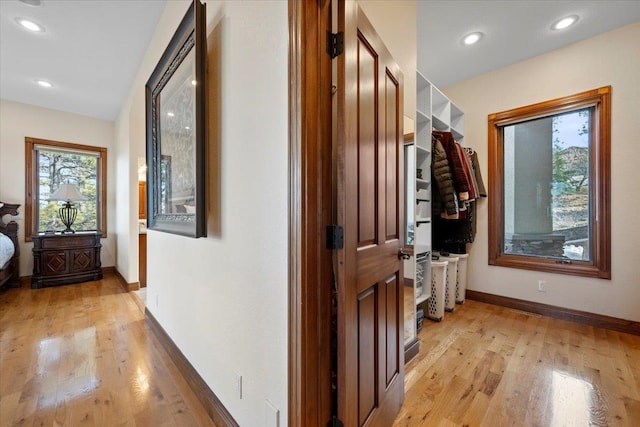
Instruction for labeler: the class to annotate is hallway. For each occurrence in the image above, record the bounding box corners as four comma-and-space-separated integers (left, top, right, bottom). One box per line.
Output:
0, 275, 214, 426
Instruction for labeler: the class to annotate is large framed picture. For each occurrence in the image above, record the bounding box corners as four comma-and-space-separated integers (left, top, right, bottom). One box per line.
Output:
145, 0, 206, 237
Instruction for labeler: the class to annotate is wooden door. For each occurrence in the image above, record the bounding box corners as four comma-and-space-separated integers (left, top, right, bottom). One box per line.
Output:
336, 1, 404, 425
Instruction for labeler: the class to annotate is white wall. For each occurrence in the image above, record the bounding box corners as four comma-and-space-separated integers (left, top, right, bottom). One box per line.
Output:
114, 1, 288, 425
358, 0, 416, 122
443, 22, 640, 322
0, 100, 117, 274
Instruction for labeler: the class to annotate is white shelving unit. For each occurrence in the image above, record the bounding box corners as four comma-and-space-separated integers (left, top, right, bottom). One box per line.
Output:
405, 70, 464, 341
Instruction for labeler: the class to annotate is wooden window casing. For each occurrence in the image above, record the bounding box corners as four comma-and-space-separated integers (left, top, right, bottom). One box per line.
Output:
25, 137, 107, 242
488, 87, 611, 279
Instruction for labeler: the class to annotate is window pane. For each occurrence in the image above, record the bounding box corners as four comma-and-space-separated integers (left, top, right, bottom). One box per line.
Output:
37, 149, 99, 232
502, 108, 592, 261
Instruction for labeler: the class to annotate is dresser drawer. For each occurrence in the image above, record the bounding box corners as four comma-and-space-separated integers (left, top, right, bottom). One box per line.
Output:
39, 235, 98, 249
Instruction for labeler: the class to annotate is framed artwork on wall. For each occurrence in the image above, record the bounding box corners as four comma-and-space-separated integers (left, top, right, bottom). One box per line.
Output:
145, 0, 207, 237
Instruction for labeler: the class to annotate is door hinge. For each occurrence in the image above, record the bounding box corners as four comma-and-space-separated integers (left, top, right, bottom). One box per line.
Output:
327, 416, 344, 427
326, 31, 344, 58
326, 225, 344, 250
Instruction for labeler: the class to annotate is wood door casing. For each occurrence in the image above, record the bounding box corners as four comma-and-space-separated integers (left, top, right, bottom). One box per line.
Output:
288, 0, 333, 425
337, 2, 404, 425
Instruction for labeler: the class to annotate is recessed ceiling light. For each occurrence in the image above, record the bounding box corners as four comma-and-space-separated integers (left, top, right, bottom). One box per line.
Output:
552, 15, 579, 30
16, 17, 45, 32
19, 0, 42, 6
191, 80, 197, 86
36, 80, 53, 88
463, 32, 483, 46
167, 112, 175, 117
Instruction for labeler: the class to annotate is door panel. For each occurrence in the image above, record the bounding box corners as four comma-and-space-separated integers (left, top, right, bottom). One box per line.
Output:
337, 1, 404, 425
358, 35, 378, 248
358, 286, 377, 424
385, 71, 399, 241
385, 274, 399, 387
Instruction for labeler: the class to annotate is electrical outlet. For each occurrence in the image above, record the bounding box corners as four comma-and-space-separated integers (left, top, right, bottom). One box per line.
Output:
538, 280, 546, 292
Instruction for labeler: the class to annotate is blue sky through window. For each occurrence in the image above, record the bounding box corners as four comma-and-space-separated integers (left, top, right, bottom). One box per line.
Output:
553, 110, 589, 149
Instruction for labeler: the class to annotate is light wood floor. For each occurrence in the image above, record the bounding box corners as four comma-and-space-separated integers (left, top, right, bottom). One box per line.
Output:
0, 275, 215, 427
394, 299, 640, 426
3, 276, 639, 426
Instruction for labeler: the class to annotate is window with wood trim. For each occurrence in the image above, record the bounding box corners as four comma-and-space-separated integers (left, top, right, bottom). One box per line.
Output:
25, 137, 107, 241
488, 87, 611, 279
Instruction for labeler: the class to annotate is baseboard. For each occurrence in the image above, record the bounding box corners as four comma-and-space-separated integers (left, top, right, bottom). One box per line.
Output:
104, 267, 140, 292
466, 289, 640, 336
404, 337, 420, 364
145, 308, 239, 427
129, 289, 146, 314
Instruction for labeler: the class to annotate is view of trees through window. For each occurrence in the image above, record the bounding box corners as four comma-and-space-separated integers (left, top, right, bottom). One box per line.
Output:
503, 108, 592, 261
37, 149, 99, 232
551, 109, 591, 260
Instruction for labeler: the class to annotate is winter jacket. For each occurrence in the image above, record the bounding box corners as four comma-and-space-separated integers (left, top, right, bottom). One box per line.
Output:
433, 131, 470, 199
431, 136, 458, 216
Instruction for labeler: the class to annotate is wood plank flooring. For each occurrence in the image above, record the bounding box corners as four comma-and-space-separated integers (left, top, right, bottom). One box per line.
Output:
394, 299, 640, 426
3, 274, 640, 426
0, 275, 216, 427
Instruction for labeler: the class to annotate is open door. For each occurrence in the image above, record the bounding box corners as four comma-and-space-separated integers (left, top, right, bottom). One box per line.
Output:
336, 1, 405, 425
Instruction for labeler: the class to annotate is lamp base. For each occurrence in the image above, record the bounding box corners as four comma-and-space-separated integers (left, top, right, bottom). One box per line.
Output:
58, 202, 78, 234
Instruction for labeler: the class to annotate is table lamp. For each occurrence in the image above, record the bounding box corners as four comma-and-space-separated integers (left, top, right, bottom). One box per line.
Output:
50, 183, 86, 233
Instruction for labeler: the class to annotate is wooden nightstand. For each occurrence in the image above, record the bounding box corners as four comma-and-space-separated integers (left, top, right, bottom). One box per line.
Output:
31, 232, 103, 288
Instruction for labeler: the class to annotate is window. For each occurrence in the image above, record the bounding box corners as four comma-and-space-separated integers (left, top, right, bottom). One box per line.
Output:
25, 137, 107, 241
488, 87, 610, 279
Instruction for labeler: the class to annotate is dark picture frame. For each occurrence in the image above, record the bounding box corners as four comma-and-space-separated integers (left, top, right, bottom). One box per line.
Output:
145, 0, 206, 238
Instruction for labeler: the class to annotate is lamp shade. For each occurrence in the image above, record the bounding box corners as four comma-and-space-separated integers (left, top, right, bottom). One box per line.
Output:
51, 183, 86, 202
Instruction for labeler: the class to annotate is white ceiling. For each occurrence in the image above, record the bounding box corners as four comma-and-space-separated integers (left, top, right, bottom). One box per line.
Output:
418, 1, 640, 88
1, 1, 639, 121
0, 0, 166, 121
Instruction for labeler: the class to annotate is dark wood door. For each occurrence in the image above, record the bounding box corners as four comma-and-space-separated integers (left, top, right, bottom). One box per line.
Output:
336, 2, 405, 425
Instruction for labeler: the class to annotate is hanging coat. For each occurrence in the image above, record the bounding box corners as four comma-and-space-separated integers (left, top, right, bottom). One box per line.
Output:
431, 136, 458, 216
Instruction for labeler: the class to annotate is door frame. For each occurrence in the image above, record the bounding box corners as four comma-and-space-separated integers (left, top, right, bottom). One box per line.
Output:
288, 0, 333, 425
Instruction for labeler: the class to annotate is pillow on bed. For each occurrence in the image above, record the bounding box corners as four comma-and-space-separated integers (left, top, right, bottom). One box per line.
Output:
0, 233, 15, 268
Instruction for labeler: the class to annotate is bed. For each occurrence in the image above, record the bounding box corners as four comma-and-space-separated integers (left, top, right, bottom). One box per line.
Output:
0, 202, 20, 289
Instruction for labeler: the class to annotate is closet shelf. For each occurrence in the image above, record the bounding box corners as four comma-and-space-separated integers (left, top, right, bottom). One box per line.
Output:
416, 145, 430, 156
432, 115, 448, 132
416, 292, 430, 305
416, 109, 430, 124
416, 217, 431, 226
416, 178, 430, 188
